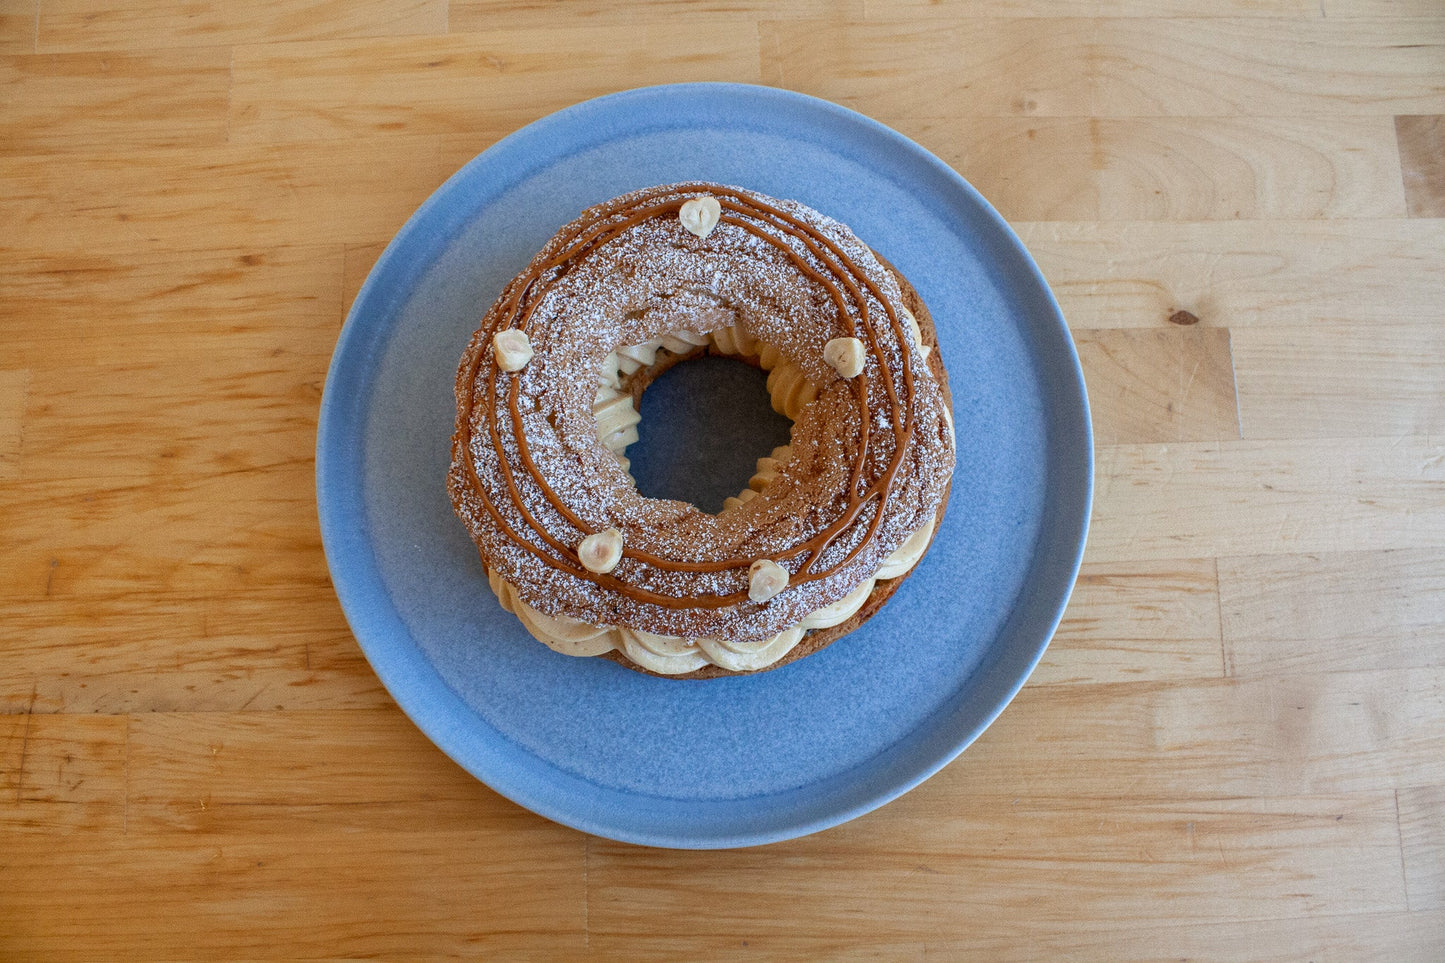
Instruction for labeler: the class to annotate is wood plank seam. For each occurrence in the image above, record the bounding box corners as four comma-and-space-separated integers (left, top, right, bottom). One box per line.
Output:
1394, 116, 1411, 216
1394, 788, 1411, 910
12, 682, 38, 803
1214, 557, 1228, 678
1224, 326, 1244, 440
122, 714, 130, 836
12, 707, 31, 803
0, 369, 29, 479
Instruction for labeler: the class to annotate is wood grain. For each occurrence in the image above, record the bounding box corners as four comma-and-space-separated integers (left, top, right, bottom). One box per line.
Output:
762, 17, 1445, 117
0, 49, 230, 154
0, 0, 36, 53
0, 828, 587, 959
9, 713, 127, 836
229, 25, 762, 143
1089, 438, 1445, 562
0, 140, 454, 255
762, 18, 1095, 119
1076, 327, 1240, 444
0, 713, 26, 799
589, 793, 1407, 935
1087, 16, 1445, 115
1020, 219, 1445, 328
125, 710, 487, 820
1038, 558, 1222, 686
0, 367, 27, 479
452, 0, 862, 32
0, 470, 330, 600
1232, 321, 1445, 439
1220, 548, 1445, 676
1399, 785, 1445, 911
865, 0, 1317, 16
3, 0, 1442, 956
0, 246, 345, 369
1397, 114, 1445, 217
924, 909, 1445, 961
0, 245, 343, 327
929, 116, 1407, 221
0, 710, 587, 954
1328, 0, 1445, 15
21, 357, 327, 481
890, 0, 1445, 15
958, 668, 1445, 796
36, 0, 448, 52
0, 588, 384, 715
585, 911, 1445, 961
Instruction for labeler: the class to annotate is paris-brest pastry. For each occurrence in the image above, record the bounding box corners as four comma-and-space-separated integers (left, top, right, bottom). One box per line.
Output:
449, 184, 956, 678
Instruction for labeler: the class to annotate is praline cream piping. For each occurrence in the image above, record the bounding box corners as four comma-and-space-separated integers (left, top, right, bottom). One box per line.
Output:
488, 510, 937, 674
448, 183, 956, 665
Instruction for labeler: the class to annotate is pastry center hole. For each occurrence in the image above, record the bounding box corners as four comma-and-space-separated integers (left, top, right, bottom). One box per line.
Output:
625, 355, 794, 515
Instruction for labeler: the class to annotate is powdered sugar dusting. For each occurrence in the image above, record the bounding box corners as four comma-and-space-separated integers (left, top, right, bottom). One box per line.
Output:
447, 184, 955, 643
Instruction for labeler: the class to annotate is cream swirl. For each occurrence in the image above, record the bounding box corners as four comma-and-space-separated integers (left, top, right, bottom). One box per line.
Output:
489, 509, 938, 674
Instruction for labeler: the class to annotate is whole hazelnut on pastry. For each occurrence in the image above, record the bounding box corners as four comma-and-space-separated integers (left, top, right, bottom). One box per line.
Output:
578, 528, 624, 575
493, 329, 534, 372
748, 559, 789, 603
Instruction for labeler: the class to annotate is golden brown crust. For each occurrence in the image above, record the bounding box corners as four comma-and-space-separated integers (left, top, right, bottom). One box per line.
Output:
449, 184, 955, 674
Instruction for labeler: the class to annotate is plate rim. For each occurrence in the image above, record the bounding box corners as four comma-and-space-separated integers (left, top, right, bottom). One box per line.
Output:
316, 82, 1093, 849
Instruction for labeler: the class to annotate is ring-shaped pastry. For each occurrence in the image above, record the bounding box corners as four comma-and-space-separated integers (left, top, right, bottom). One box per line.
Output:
448, 183, 956, 677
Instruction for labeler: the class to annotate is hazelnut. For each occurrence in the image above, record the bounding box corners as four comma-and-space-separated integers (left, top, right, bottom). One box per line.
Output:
823, 336, 865, 379
493, 329, 533, 372
748, 559, 789, 603
678, 195, 722, 239
578, 528, 624, 574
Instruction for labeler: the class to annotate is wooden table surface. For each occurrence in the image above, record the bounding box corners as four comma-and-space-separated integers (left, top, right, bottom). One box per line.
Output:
3, 0, 1444, 958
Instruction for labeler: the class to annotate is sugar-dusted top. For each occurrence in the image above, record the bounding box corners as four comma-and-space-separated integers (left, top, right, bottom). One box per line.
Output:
447, 183, 955, 642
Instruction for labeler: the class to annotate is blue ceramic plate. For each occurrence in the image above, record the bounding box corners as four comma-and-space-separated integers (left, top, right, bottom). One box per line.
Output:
316, 83, 1091, 849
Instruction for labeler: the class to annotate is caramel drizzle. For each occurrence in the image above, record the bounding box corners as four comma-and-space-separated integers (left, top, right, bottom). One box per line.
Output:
459, 184, 920, 610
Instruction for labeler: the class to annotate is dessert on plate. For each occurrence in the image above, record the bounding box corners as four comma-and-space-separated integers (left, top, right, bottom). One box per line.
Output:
448, 183, 956, 678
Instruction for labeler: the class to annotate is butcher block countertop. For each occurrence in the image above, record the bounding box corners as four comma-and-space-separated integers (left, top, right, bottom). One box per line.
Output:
3, 0, 1444, 958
